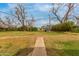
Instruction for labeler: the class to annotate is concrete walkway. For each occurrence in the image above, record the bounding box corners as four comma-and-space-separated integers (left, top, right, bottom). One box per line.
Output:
29, 37, 47, 56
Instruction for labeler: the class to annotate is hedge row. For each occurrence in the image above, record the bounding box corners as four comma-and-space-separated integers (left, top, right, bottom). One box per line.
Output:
51, 21, 75, 31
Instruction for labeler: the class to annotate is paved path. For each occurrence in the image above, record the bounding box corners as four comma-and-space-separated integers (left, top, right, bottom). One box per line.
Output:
29, 37, 47, 56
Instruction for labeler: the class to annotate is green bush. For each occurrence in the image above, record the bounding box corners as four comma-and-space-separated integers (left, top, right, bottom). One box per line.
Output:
0, 26, 38, 31
31, 27, 38, 31
17, 26, 38, 31
72, 27, 79, 33
17, 26, 29, 31
51, 21, 75, 31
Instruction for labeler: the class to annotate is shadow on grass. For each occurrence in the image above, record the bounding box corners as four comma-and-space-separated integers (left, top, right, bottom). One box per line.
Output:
16, 47, 47, 56
15, 47, 79, 56
16, 48, 33, 56
46, 48, 79, 56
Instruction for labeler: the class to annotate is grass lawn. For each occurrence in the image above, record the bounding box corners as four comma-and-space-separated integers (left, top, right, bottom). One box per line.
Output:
0, 31, 79, 56
44, 32, 79, 56
0, 31, 39, 37
0, 31, 36, 56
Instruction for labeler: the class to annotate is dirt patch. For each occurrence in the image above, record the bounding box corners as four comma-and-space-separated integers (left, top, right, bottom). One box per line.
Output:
16, 48, 33, 56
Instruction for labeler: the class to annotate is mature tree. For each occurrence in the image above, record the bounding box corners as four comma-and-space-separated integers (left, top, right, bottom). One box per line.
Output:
5, 16, 15, 28
27, 15, 35, 31
28, 15, 35, 27
0, 4, 36, 31
0, 18, 8, 28
14, 4, 27, 28
0, 16, 15, 30
0, 9, 18, 29
50, 3, 77, 23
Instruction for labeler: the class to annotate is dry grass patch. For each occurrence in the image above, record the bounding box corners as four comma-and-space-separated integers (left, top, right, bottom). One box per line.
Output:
0, 36, 35, 56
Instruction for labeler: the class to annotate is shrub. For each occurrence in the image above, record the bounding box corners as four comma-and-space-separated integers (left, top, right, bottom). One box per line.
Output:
51, 21, 75, 31
31, 27, 38, 31
17, 26, 28, 31
72, 27, 79, 33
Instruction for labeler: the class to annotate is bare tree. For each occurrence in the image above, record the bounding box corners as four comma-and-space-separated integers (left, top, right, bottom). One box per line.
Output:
14, 4, 27, 28
27, 15, 35, 31
0, 4, 35, 31
0, 18, 8, 28
0, 9, 19, 28
50, 3, 77, 23
5, 16, 14, 28
0, 16, 15, 29
63, 3, 75, 22
30, 15, 35, 27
